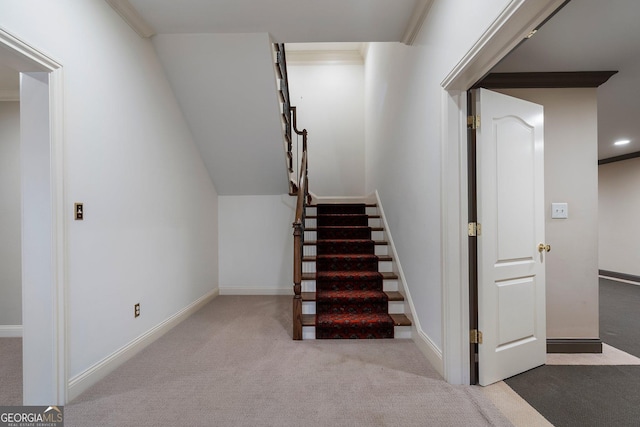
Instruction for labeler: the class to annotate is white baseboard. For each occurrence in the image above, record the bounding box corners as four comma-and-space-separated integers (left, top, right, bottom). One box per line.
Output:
375, 190, 445, 377
599, 275, 640, 286
0, 325, 22, 337
68, 288, 219, 401
219, 287, 293, 295
413, 327, 444, 374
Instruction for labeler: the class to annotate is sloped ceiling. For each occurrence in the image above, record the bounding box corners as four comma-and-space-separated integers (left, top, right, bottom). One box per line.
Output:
153, 32, 286, 195
106, 0, 426, 195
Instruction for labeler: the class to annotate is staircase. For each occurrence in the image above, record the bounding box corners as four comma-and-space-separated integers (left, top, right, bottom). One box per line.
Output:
299, 202, 412, 339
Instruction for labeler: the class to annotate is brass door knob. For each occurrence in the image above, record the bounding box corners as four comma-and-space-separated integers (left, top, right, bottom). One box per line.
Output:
538, 243, 551, 253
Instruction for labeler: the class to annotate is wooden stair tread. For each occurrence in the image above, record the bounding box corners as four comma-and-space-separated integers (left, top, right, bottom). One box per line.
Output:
303, 255, 392, 262
304, 240, 388, 246
301, 313, 411, 327
302, 271, 398, 281
302, 314, 315, 326
301, 291, 404, 302
389, 314, 412, 327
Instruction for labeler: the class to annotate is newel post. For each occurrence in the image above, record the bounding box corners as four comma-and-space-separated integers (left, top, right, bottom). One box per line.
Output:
292, 221, 303, 340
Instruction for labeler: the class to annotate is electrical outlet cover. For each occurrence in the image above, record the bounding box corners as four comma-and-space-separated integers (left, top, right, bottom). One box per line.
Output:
551, 202, 568, 219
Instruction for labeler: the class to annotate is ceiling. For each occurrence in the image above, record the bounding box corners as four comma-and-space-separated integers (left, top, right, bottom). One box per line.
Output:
126, 0, 420, 43
492, 0, 640, 159
2, 0, 639, 160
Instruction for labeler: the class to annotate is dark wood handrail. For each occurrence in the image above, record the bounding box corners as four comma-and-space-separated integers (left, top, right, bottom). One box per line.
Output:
291, 135, 308, 340
294, 151, 308, 224
275, 43, 309, 340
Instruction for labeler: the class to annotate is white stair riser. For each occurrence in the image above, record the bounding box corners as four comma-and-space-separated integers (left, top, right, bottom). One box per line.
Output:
389, 301, 405, 314
303, 301, 315, 314
394, 326, 412, 339
303, 326, 316, 340
302, 325, 411, 340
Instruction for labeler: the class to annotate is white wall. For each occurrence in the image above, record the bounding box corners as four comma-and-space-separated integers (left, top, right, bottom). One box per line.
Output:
0, 0, 219, 388
599, 157, 640, 278
218, 195, 295, 294
0, 101, 21, 327
364, 0, 512, 352
497, 88, 599, 339
287, 62, 365, 196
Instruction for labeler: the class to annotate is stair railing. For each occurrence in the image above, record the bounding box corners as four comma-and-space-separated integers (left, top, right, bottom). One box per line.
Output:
274, 43, 298, 194
291, 106, 309, 340
275, 43, 309, 339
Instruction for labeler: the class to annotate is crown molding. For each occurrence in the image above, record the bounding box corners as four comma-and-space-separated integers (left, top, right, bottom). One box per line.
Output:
0, 89, 19, 101
106, 0, 156, 38
402, 0, 435, 45
286, 50, 364, 65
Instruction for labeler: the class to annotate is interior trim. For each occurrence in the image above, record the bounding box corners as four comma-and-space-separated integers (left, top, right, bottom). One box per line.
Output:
401, 0, 435, 45
598, 151, 640, 165
0, 27, 66, 405
441, 0, 567, 90
547, 338, 603, 354
599, 270, 640, 284
0, 90, 19, 101
68, 289, 219, 401
375, 191, 444, 376
285, 50, 364, 65
474, 71, 618, 89
0, 325, 23, 338
105, 0, 156, 38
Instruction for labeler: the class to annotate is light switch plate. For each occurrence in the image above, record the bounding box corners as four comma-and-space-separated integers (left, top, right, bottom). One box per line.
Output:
551, 202, 568, 219
74, 203, 83, 220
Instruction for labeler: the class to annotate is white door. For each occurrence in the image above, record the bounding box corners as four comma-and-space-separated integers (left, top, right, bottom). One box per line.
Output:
476, 88, 547, 386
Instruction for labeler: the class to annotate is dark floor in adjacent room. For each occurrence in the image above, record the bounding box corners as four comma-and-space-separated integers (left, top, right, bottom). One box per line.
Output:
505, 278, 640, 427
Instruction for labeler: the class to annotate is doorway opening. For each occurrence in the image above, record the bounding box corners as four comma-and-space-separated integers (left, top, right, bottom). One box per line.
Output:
0, 28, 66, 405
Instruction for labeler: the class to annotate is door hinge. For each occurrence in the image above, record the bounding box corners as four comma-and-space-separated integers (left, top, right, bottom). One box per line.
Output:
468, 222, 481, 237
470, 329, 483, 344
467, 115, 480, 129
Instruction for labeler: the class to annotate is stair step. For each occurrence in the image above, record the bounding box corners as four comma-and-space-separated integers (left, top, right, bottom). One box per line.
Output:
308, 203, 377, 208
302, 314, 315, 326
305, 215, 381, 219
302, 271, 398, 281
389, 313, 412, 327
301, 291, 404, 302
301, 313, 411, 327
304, 240, 388, 246
306, 227, 383, 232
303, 255, 392, 262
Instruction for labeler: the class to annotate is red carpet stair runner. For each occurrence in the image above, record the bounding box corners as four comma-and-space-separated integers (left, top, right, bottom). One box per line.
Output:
302, 203, 411, 339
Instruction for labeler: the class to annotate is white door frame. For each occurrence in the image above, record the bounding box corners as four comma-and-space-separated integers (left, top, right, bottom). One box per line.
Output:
0, 28, 66, 404
439, 0, 566, 384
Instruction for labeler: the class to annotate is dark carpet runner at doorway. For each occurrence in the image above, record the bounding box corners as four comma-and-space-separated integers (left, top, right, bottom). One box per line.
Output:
315, 203, 394, 339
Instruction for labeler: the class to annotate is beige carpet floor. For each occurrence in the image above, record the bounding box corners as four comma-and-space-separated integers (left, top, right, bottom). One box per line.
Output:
62, 295, 512, 427
0, 337, 22, 405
